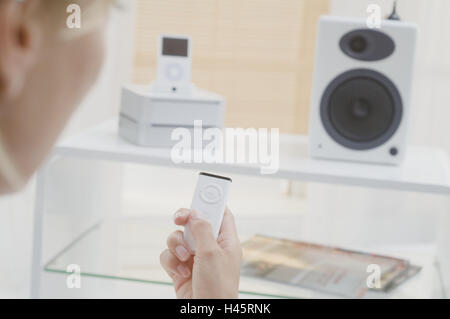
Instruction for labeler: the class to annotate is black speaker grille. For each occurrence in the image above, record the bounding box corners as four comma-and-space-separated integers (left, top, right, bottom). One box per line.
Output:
320, 69, 403, 150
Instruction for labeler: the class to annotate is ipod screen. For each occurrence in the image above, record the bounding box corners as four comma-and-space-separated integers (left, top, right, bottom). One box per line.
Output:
162, 38, 188, 57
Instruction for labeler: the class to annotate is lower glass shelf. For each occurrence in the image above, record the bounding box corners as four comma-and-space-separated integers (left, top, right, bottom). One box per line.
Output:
44, 216, 444, 299
44, 217, 313, 298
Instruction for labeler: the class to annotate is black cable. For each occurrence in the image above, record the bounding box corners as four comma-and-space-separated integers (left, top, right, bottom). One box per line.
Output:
387, 0, 401, 21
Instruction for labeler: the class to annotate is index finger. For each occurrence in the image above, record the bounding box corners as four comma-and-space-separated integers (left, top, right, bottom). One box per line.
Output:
173, 208, 191, 226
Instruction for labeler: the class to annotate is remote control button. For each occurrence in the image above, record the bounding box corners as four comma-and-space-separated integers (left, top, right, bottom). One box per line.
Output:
200, 183, 222, 204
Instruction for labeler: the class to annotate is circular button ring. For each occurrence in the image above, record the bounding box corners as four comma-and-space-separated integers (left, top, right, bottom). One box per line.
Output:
200, 183, 223, 204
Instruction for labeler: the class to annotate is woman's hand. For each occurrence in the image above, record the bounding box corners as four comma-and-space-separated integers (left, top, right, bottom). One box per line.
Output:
160, 208, 242, 299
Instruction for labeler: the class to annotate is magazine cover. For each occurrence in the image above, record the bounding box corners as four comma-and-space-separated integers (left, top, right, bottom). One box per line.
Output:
241, 235, 421, 298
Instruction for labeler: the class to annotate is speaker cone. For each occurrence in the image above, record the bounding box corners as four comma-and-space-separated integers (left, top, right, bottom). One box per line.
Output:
320, 69, 402, 150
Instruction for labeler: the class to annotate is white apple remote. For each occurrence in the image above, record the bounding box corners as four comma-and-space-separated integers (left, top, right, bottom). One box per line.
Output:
184, 172, 232, 253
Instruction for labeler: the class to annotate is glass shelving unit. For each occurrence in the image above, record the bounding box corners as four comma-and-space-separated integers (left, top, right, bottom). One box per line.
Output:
31, 119, 450, 298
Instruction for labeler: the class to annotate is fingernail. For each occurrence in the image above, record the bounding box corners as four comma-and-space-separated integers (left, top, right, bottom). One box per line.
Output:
174, 210, 188, 221
175, 245, 190, 261
190, 210, 204, 220
177, 264, 190, 278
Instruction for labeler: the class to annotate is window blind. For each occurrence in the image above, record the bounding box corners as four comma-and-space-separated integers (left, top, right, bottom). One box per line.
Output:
132, 0, 329, 133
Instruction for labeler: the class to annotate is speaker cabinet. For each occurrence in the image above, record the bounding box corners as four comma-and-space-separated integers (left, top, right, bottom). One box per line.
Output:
309, 16, 417, 165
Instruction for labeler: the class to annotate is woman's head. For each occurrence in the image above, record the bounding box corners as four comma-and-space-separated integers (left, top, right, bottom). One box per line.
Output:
0, 0, 112, 193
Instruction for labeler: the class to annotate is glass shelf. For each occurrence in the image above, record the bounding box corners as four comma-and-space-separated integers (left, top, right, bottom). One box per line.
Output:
44, 217, 314, 298
37, 162, 447, 298
44, 216, 444, 299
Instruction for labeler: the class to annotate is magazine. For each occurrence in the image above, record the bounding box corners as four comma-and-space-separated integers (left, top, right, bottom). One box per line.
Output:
241, 235, 421, 298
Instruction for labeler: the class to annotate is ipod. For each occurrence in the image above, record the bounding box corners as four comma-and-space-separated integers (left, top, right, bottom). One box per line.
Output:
184, 172, 232, 252
154, 34, 192, 94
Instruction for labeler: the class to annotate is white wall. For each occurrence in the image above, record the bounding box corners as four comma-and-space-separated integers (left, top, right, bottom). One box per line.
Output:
0, 3, 136, 297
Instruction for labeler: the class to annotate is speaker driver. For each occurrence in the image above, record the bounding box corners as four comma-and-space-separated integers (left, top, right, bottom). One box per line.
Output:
320, 69, 402, 150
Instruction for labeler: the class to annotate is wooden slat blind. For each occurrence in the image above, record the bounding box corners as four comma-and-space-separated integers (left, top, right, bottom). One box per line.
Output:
132, 0, 329, 133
